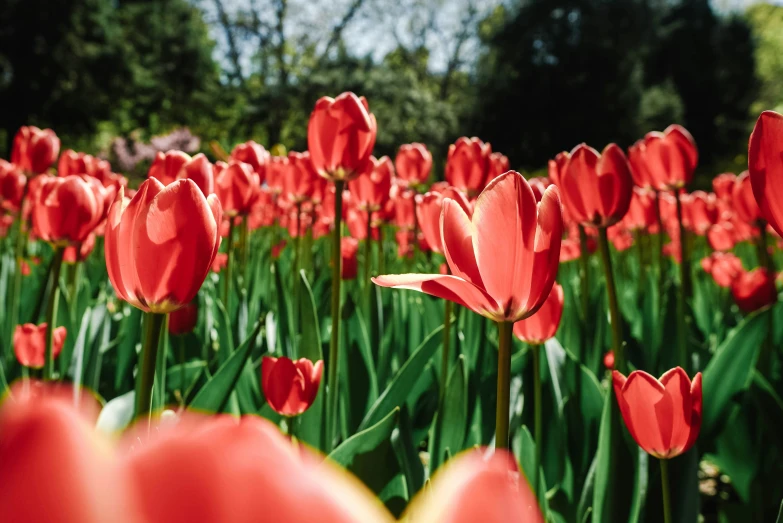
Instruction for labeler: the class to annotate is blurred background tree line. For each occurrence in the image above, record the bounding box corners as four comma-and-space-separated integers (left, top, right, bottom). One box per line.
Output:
1, 0, 781, 183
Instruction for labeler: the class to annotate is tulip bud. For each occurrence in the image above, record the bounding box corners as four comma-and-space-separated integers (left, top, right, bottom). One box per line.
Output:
12, 126, 60, 174
348, 155, 392, 212
230, 140, 269, 182
395, 143, 432, 186
0, 160, 26, 212
14, 323, 67, 369
513, 283, 564, 345
341, 237, 359, 280
445, 137, 491, 196
701, 252, 743, 288
261, 356, 323, 416
731, 268, 777, 313
148, 151, 190, 186
214, 161, 259, 216
640, 125, 698, 190
32, 175, 106, 245
178, 153, 214, 196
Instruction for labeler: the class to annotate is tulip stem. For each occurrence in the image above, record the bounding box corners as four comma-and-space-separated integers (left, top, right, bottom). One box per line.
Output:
7, 204, 28, 365
578, 225, 590, 359
675, 192, 689, 370
597, 227, 625, 373
655, 190, 665, 312
532, 343, 543, 500
135, 312, 167, 425
178, 335, 186, 405
377, 226, 385, 275
43, 246, 65, 381
495, 321, 513, 450
441, 299, 452, 402
327, 180, 345, 452
660, 459, 672, 523
223, 220, 234, 307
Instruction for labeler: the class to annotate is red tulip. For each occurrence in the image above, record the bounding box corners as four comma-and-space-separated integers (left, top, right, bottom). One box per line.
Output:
547, 151, 569, 187
341, 237, 359, 280
11, 126, 60, 174
148, 151, 190, 186
731, 268, 777, 313
403, 449, 543, 523
640, 125, 698, 190
211, 252, 228, 273
32, 175, 106, 244
58, 150, 112, 180
0, 159, 26, 211
445, 137, 491, 196
395, 143, 432, 185
105, 178, 222, 314
307, 92, 377, 181
14, 323, 66, 369
622, 187, 656, 231
557, 143, 633, 227
613, 367, 702, 459
230, 140, 269, 182
285, 151, 318, 203
348, 155, 392, 211
686, 191, 718, 235
392, 186, 416, 230
63, 233, 96, 264
214, 161, 259, 216
627, 140, 655, 189
527, 177, 550, 202
179, 153, 214, 196
712, 172, 737, 201
266, 155, 290, 195
749, 110, 783, 236
261, 356, 323, 416
603, 351, 615, 369
608, 225, 634, 251
416, 188, 472, 255
732, 170, 762, 224
513, 283, 564, 344
707, 222, 736, 252
395, 230, 414, 259
169, 301, 198, 335
487, 151, 510, 181
701, 252, 743, 288
374, 171, 562, 322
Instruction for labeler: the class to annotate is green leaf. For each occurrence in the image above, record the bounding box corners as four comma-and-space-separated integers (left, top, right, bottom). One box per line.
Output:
297, 270, 325, 449
517, 425, 551, 517
188, 319, 262, 413
328, 408, 402, 509
114, 306, 142, 390
359, 325, 443, 431
166, 361, 207, 394
429, 354, 468, 473
702, 309, 769, 437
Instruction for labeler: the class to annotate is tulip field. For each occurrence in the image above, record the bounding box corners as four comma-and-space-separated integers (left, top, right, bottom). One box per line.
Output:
2, 94, 783, 522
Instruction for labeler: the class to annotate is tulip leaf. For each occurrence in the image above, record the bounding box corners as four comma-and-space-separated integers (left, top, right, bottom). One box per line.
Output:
391, 405, 425, 497
272, 260, 292, 358
166, 361, 206, 394
114, 306, 143, 390
429, 354, 467, 473
517, 425, 551, 517
776, 499, 783, 523
702, 308, 769, 437
188, 318, 262, 413
214, 298, 234, 364
328, 408, 403, 510
359, 324, 444, 431
297, 270, 325, 450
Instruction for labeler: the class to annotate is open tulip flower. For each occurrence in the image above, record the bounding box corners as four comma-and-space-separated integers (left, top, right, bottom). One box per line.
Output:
14, 323, 66, 369
105, 178, 222, 314
374, 171, 562, 323
262, 356, 324, 417
613, 367, 702, 459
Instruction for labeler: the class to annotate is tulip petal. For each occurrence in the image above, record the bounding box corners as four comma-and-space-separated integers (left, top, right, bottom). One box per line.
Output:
749, 111, 783, 237
659, 367, 694, 454
615, 370, 670, 457
441, 198, 483, 285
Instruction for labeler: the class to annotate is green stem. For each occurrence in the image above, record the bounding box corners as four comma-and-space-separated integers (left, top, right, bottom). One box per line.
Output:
675, 192, 689, 370
597, 228, 625, 373
135, 312, 166, 424
364, 211, 373, 289
327, 179, 345, 452
377, 226, 385, 275
532, 343, 543, 499
178, 335, 186, 405
636, 230, 645, 297
223, 219, 234, 306
660, 459, 672, 523
7, 207, 28, 364
496, 321, 513, 449
578, 225, 590, 360
43, 247, 65, 381
441, 300, 452, 402
655, 190, 665, 310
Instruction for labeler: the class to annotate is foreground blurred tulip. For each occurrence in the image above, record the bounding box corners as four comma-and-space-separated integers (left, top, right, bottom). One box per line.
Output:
0, 397, 394, 523
105, 178, 221, 420
613, 367, 702, 523
262, 356, 324, 417
308, 92, 377, 182
0, 159, 26, 211
14, 323, 66, 369
513, 282, 563, 496
404, 449, 543, 523
749, 111, 783, 238
731, 268, 777, 313
558, 143, 633, 227
348, 155, 392, 212
11, 126, 60, 174
309, 92, 377, 451
374, 171, 562, 450
285, 151, 318, 203
712, 172, 737, 201
445, 137, 491, 196
395, 143, 432, 186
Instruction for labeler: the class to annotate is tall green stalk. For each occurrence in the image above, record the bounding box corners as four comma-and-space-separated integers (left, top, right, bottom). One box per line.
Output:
7, 207, 28, 364
578, 225, 590, 358
660, 459, 672, 523
441, 300, 452, 402
363, 211, 373, 291
326, 180, 345, 452
135, 312, 166, 424
532, 343, 543, 499
654, 190, 665, 309
597, 227, 625, 373
674, 192, 689, 370
43, 246, 65, 381
223, 220, 234, 306
496, 321, 513, 449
